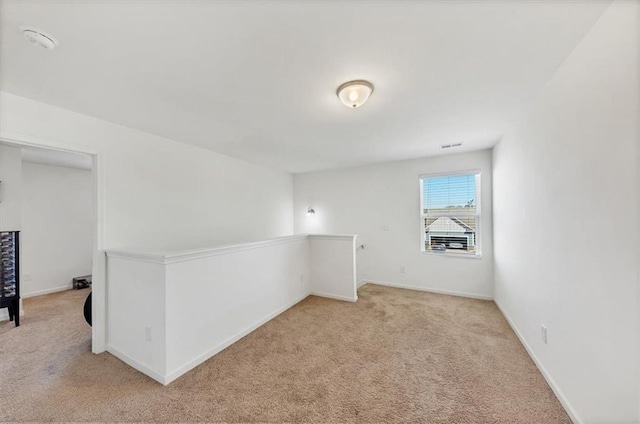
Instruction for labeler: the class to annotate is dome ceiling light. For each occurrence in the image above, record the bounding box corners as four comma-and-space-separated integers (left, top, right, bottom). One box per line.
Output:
337, 80, 374, 108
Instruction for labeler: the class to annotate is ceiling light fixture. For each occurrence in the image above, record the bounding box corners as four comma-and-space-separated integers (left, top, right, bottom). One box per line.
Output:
337, 80, 374, 108
21, 27, 58, 50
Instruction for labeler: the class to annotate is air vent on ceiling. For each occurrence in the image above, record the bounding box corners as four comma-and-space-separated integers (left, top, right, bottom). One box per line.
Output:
441, 142, 463, 149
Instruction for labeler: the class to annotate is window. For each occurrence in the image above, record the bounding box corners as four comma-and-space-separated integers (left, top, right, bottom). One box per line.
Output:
420, 171, 481, 256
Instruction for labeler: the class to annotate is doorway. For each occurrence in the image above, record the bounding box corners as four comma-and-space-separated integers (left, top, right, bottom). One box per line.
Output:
0, 136, 106, 353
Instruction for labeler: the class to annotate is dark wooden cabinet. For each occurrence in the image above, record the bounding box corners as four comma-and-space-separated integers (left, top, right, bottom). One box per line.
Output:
1, 231, 20, 326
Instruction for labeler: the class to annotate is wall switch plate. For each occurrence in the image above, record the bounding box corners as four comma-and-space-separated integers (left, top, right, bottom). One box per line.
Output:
400, 266, 406, 274
299, 274, 304, 283
145, 326, 152, 342
383, 225, 390, 231
23, 274, 32, 282
541, 324, 547, 344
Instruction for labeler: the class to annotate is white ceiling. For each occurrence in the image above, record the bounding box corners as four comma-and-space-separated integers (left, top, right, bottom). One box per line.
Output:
0, 1, 610, 173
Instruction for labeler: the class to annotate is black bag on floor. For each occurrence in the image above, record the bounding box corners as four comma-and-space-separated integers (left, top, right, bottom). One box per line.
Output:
84, 292, 92, 326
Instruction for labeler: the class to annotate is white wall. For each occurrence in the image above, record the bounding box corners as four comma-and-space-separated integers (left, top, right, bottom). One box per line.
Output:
21, 162, 93, 297
492, 2, 640, 423
1, 91, 294, 351
106, 256, 167, 381
106, 234, 357, 384
164, 236, 312, 382
0, 145, 22, 231
310, 235, 358, 302
0, 92, 294, 252
294, 150, 494, 299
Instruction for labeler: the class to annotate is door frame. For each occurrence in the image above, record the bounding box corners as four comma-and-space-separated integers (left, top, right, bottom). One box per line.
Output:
0, 131, 106, 353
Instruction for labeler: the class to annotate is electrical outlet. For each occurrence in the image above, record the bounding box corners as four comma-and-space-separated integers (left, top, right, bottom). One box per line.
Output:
541, 324, 547, 344
400, 265, 406, 274
23, 274, 32, 282
383, 224, 390, 231
299, 274, 304, 283
145, 326, 152, 342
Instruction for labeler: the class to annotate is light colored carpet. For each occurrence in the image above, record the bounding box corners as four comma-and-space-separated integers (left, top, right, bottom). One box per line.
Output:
0, 284, 570, 423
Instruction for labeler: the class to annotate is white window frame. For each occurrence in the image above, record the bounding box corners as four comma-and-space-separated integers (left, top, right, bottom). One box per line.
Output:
419, 170, 482, 258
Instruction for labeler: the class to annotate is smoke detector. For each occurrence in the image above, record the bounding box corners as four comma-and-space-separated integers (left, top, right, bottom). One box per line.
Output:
21, 27, 58, 50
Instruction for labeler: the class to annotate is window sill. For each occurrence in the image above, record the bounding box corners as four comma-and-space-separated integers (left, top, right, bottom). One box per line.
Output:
421, 251, 483, 260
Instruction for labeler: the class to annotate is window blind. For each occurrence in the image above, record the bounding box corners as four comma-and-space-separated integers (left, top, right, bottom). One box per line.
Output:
421, 172, 480, 256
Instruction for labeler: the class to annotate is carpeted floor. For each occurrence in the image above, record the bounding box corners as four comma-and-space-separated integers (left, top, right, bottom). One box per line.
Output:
0, 284, 570, 423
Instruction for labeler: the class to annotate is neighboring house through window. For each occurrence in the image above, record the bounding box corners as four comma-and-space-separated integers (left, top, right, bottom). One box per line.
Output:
420, 171, 481, 256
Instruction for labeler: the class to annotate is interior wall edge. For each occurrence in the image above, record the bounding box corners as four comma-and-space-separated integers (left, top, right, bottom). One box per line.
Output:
495, 299, 582, 424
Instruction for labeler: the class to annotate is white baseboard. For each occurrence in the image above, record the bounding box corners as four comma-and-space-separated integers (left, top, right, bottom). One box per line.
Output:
164, 292, 311, 385
310, 291, 358, 303
357, 279, 368, 288
22, 284, 73, 298
365, 279, 493, 300
494, 299, 581, 424
107, 345, 167, 385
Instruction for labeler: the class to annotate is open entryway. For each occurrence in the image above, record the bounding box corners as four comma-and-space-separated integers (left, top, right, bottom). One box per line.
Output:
0, 141, 99, 349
